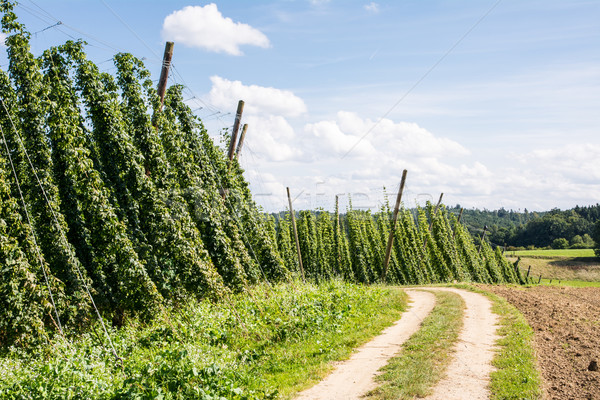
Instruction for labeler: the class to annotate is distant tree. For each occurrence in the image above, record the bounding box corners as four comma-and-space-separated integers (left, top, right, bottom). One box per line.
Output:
582, 234, 595, 248
551, 238, 569, 249
593, 221, 600, 258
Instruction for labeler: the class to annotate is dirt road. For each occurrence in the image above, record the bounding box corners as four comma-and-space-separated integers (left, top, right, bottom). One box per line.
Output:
295, 290, 436, 400
295, 288, 499, 399
423, 288, 499, 400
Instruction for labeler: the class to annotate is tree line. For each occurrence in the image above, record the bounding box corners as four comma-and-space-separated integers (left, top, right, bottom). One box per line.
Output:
448, 205, 600, 250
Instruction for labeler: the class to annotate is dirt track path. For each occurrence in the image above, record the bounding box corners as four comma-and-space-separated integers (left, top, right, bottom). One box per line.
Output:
295, 290, 436, 400
423, 288, 499, 400
294, 288, 499, 400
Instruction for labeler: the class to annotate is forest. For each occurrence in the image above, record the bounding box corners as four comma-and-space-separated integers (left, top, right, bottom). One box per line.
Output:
446, 204, 600, 250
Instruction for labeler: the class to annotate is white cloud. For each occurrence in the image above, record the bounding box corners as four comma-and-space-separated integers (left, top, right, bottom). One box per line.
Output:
243, 115, 303, 162
162, 4, 270, 56
515, 144, 600, 182
333, 111, 469, 158
305, 118, 376, 158
207, 76, 307, 117
0, 33, 6, 48
364, 2, 380, 14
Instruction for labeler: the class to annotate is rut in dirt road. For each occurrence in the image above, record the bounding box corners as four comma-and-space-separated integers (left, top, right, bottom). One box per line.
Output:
423, 288, 499, 400
295, 290, 436, 400
295, 288, 500, 400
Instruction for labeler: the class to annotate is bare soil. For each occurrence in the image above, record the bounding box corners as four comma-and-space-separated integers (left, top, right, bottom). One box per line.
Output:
485, 285, 600, 400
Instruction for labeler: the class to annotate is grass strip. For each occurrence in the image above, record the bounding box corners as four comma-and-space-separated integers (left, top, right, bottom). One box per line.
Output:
454, 284, 542, 400
367, 290, 464, 399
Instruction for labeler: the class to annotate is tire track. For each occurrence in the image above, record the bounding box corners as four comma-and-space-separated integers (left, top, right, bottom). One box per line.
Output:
423, 288, 499, 400
295, 290, 436, 400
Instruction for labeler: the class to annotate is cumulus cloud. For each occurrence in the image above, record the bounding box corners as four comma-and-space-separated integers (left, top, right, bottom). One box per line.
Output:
243, 115, 303, 162
162, 4, 270, 55
305, 118, 376, 158
364, 2, 380, 14
204, 78, 598, 212
327, 111, 469, 158
515, 144, 600, 182
207, 76, 307, 117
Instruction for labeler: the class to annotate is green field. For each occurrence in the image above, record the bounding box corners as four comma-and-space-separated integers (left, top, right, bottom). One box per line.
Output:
509, 248, 596, 258
507, 248, 600, 284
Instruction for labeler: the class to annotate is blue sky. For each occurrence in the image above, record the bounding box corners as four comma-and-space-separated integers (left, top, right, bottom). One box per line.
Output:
2, 0, 599, 212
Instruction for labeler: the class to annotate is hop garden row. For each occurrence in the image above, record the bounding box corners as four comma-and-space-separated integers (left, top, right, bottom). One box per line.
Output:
0, 3, 523, 348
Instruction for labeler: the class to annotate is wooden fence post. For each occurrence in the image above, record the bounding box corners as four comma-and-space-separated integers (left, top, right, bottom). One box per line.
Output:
526, 265, 531, 281
227, 100, 245, 161
381, 169, 408, 281
157, 42, 174, 110
287, 187, 305, 282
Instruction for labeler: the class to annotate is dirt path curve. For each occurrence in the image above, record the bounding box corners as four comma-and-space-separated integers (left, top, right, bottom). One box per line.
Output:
423, 288, 499, 400
295, 290, 436, 400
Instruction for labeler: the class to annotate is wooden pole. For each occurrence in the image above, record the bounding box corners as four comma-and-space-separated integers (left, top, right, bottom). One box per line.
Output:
526, 265, 531, 281
428, 192, 444, 231
478, 225, 488, 253
335, 195, 341, 227
227, 100, 245, 161
422, 192, 444, 251
453, 207, 464, 238
381, 170, 408, 281
235, 124, 248, 160
157, 42, 174, 109
287, 187, 305, 281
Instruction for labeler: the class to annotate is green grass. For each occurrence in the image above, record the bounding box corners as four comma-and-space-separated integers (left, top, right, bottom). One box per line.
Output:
367, 290, 464, 399
454, 284, 542, 400
509, 248, 596, 258
537, 278, 600, 287
0, 280, 408, 400
508, 251, 600, 283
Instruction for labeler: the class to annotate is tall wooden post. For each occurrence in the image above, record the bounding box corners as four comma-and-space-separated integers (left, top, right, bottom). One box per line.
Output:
478, 225, 488, 253
428, 192, 444, 231
381, 169, 408, 281
287, 187, 305, 281
453, 207, 464, 238
227, 100, 245, 161
235, 124, 248, 160
157, 42, 174, 109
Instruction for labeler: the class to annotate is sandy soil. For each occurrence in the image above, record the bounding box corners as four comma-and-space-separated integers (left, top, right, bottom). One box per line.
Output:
295, 289, 436, 400
423, 288, 499, 400
485, 285, 600, 400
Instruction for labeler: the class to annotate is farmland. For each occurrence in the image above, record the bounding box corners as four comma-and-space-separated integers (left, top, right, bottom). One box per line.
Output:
507, 249, 600, 283
1, 2, 600, 399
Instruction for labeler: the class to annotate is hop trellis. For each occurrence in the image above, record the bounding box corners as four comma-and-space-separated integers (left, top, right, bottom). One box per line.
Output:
0, 3, 286, 347
0, 1, 525, 348
273, 203, 527, 286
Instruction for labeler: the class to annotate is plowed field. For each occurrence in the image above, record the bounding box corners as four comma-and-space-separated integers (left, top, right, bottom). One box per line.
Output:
485, 285, 600, 400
